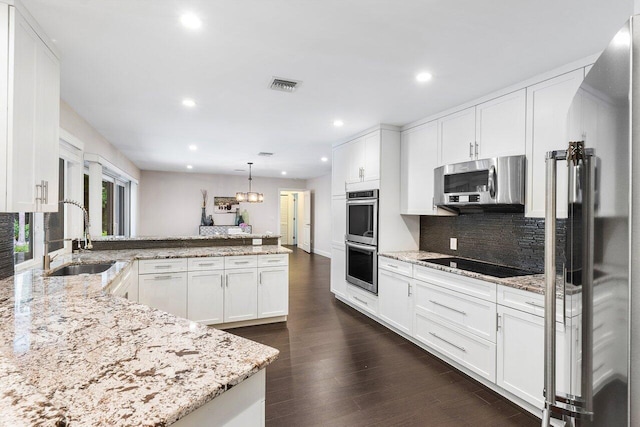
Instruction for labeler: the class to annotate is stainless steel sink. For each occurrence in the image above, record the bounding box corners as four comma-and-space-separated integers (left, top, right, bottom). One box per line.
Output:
48, 262, 115, 277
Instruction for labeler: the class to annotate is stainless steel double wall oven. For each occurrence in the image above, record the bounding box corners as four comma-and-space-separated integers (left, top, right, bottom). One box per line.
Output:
345, 190, 378, 294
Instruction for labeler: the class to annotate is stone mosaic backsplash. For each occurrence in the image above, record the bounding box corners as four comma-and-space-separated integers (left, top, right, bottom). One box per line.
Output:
419, 212, 566, 273
0, 214, 13, 280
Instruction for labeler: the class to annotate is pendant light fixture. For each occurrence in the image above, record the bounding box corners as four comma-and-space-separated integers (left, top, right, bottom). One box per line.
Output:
236, 162, 264, 203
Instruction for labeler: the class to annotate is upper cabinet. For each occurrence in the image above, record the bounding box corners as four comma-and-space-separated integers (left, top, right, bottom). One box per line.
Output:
0, 3, 60, 213
332, 130, 381, 196
439, 89, 526, 166
525, 69, 584, 218
400, 121, 456, 216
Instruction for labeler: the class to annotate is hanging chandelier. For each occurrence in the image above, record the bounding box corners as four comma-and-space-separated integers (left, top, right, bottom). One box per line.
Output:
236, 162, 264, 203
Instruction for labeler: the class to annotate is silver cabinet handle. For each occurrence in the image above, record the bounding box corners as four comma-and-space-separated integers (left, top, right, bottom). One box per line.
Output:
526, 301, 545, 309
386, 264, 398, 269
154, 265, 172, 269
43, 180, 49, 204
234, 261, 250, 265
429, 300, 467, 315
407, 283, 412, 297
474, 142, 479, 158
361, 167, 365, 180
497, 313, 502, 332
220, 275, 224, 288
488, 165, 496, 198
353, 296, 368, 306
153, 275, 173, 280
259, 272, 263, 284
198, 262, 215, 267
267, 259, 280, 263
469, 142, 473, 158
225, 274, 229, 287
429, 332, 466, 352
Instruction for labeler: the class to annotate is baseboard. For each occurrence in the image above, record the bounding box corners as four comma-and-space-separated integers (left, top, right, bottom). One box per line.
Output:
205, 316, 287, 330
312, 248, 331, 258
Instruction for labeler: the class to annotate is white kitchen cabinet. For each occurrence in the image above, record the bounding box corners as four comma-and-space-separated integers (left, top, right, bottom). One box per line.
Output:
362, 130, 381, 182
438, 90, 526, 167
496, 305, 571, 408
331, 142, 350, 196
331, 195, 346, 245
330, 246, 347, 298
331, 129, 381, 195
525, 68, 584, 218
188, 270, 224, 324
258, 266, 289, 318
0, 4, 60, 213
439, 107, 476, 165
400, 121, 457, 216
475, 89, 526, 159
378, 269, 414, 335
139, 272, 188, 318
224, 268, 258, 323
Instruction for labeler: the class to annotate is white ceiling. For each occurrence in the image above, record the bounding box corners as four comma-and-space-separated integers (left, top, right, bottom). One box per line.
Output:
22, 0, 633, 179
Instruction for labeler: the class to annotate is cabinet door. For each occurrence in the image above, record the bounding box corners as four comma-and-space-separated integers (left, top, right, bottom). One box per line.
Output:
331, 142, 350, 196
330, 246, 347, 298
224, 268, 258, 322
362, 130, 380, 182
525, 69, 584, 218
331, 196, 346, 245
438, 107, 476, 166
258, 267, 289, 318
475, 89, 526, 159
400, 121, 455, 215
345, 136, 364, 184
188, 270, 224, 324
496, 305, 569, 407
139, 273, 188, 318
378, 269, 413, 335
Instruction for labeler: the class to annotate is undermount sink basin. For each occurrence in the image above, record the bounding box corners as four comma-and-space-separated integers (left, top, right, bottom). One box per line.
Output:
48, 262, 115, 277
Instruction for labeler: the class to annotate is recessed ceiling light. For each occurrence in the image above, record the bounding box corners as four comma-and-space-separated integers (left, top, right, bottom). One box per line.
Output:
186, 165, 193, 169
180, 12, 202, 30
182, 98, 196, 108
189, 144, 197, 151
281, 171, 287, 175
321, 157, 328, 162
416, 72, 433, 83
333, 120, 344, 127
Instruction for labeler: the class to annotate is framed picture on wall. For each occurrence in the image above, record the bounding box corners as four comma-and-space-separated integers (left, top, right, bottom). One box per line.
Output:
214, 196, 239, 213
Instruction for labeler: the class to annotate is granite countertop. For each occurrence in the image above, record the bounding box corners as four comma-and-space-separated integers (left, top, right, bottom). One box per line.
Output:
379, 251, 577, 297
93, 233, 280, 241
0, 245, 288, 425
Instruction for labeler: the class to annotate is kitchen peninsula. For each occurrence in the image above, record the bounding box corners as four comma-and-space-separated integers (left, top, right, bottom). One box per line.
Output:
0, 235, 291, 426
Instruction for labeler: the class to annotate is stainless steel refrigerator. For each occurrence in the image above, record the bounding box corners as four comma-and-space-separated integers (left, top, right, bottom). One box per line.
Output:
541, 16, 640, 427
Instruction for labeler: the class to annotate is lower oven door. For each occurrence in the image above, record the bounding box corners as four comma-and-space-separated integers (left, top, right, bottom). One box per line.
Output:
345, 241, 378, 294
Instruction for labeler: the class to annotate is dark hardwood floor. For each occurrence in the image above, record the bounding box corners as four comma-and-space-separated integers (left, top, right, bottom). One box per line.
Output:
230, 246, 540, 426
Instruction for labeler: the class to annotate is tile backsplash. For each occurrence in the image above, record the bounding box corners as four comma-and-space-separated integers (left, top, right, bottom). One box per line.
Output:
420, 212, 566, 273
0, 213, 14, 279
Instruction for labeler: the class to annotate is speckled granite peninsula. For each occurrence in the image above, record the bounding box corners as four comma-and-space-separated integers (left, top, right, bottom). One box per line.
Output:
0, 243, 287, 426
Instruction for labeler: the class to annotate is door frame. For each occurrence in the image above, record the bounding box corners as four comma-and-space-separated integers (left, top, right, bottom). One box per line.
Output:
277, 187, 308, 248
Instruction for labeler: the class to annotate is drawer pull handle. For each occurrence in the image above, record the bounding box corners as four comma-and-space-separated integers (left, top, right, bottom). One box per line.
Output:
234, 261, 250, 264
198, 263, 215, 266
220, 275, 224, 288
154, 265, 172, 269
594, 362, 605, 372
267, 259, 280, 263
353, 296, 369, 306
525, 301, 545, 309
387, 264, 398, 269
429, 300, 467, 315
153, 275, 173, 280
429, 332, 466, 352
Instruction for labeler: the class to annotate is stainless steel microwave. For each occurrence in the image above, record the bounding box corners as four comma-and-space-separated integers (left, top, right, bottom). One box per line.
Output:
434, 155, 525, 210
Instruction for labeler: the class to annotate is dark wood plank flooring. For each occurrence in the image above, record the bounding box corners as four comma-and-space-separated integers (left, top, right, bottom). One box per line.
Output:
230, 246, 540, 426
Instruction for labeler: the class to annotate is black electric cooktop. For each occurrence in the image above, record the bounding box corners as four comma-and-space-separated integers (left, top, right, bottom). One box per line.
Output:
419, 257, 539, 278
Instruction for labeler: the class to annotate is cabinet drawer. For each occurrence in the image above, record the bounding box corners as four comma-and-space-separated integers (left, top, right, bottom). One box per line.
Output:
188, 257, 224, 271
225, 255, 258, 269
139, 258, 188, 274
414, 313, 496, 382
138, 272, 188, 318
414, 280, 496, 343
345, 284, 378, 316
258, 254, 289, 268
413, 265, 496, 302
497, 285, 564, 322
378, 256, 412, 277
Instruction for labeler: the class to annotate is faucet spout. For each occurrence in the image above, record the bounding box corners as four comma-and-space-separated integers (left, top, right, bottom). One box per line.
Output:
60, 199, 93, 250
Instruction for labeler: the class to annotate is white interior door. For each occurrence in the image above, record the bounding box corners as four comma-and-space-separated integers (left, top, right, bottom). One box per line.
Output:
279, 194, 289, 244
301, 190, 311, 253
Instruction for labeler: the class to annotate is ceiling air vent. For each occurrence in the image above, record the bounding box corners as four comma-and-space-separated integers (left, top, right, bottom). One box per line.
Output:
269, 77, 301, 93
258, 152, 274, 157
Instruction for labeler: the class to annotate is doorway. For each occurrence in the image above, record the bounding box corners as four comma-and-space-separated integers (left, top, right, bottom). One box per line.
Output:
279, 189, 311, 253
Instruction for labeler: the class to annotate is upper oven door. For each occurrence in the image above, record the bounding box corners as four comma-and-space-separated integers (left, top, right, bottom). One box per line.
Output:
346, 198, 378, 245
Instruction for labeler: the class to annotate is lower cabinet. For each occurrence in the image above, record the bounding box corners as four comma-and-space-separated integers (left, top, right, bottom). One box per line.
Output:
330, 246, 347, 298
378, 269, 413, 335
224, 268, 258, 323
188, 270, 225, 324
139, 272, 188, 318
258, 267, 289, 318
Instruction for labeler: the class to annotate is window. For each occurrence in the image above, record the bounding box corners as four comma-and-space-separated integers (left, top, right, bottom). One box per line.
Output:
84, 171, 131, 237
102, 180, 114, 236
13, 213, 33, 265
47, 158, 66, 252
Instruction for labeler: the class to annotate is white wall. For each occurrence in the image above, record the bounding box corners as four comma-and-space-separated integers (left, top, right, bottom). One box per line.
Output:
139, 170, 306, 236
306, 174, 331, 258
